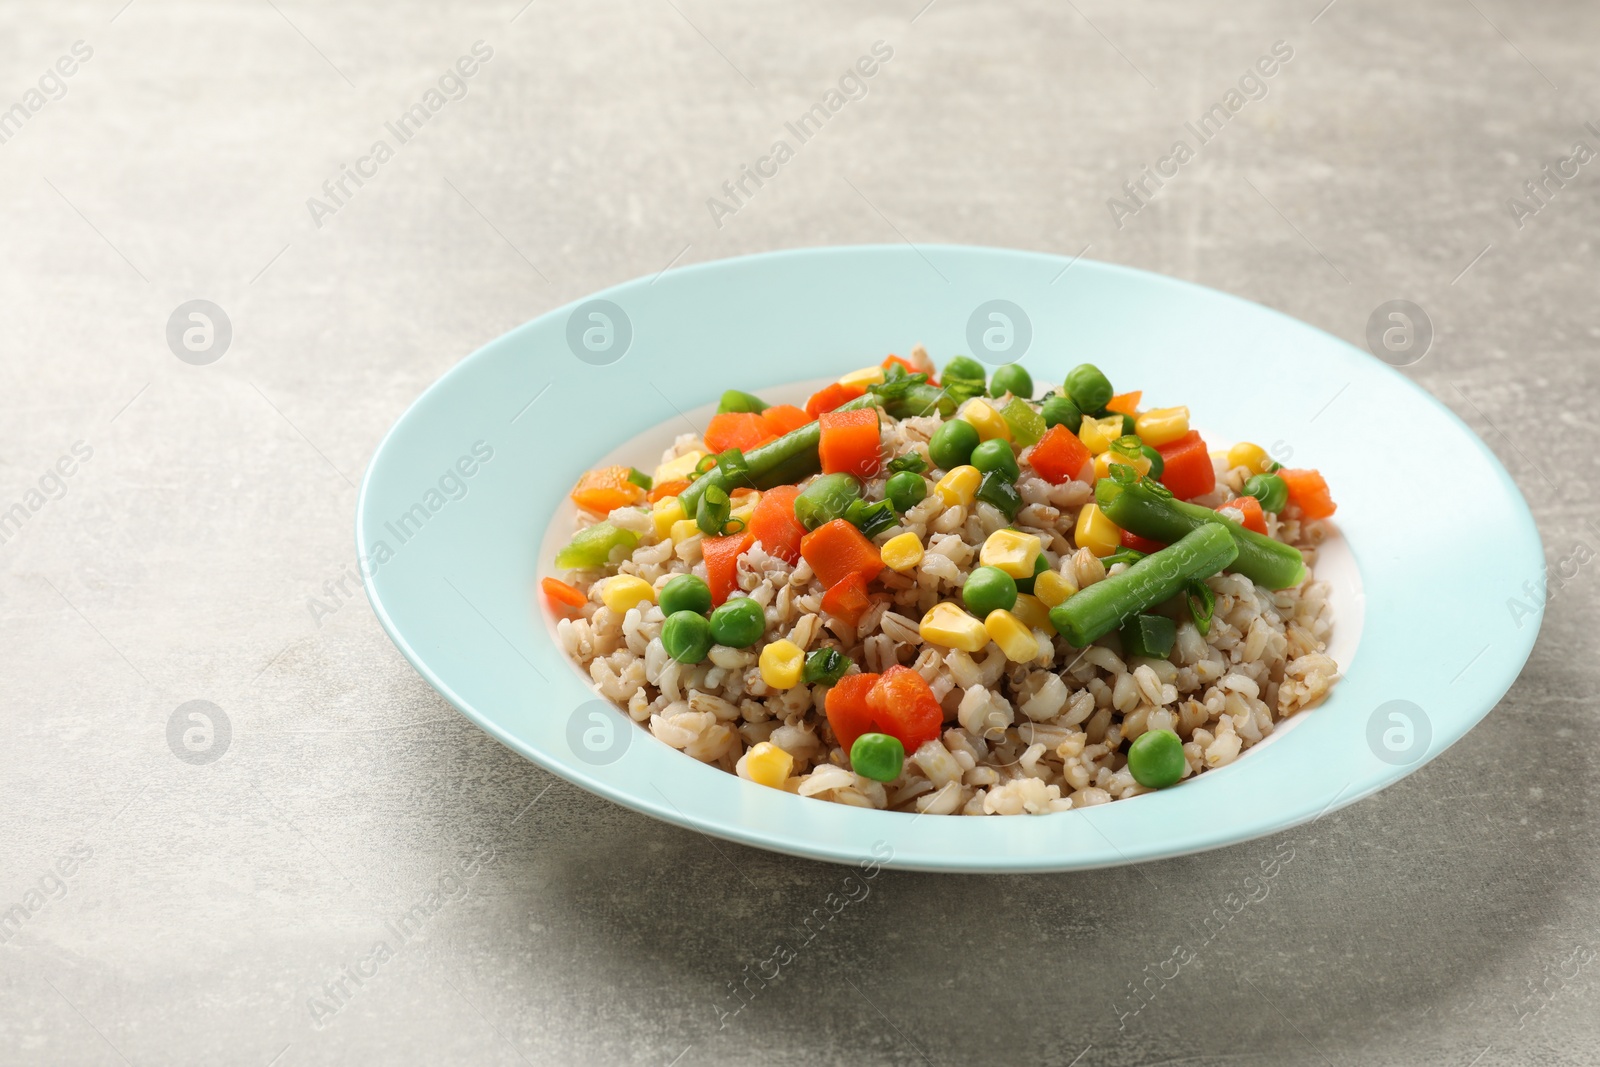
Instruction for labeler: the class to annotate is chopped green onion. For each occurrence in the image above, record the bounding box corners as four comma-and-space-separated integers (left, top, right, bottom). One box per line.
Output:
694, 454, 718, 477
804, 648, 853, 685
886, 452, 928, 475
1185, 578, 1215, 636
975, 470, 1022, 519
844, 497, 897, 537
697, 485, 732, 536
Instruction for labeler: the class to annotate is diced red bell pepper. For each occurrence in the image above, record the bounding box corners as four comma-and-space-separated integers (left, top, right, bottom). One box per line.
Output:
818, 408, 882, 479
820, 573, 872, 628
1120, 528, 1166, 554
746, 484, 805, 564
1029, 424, 1092, 485
804, 381, 867, 419
800, 519, 883, 589
1279, 468, 1337, 520
701, 530, 754, 606
865, 666, 943, 753
758, 404, 811, 439
824, 673, 881, 753
704, 412, 775, 455
1155, 430, 1216, 500
1228, 495, 1268, 534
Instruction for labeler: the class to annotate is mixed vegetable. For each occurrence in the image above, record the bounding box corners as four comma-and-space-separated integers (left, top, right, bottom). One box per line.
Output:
547, 352, 1337, 793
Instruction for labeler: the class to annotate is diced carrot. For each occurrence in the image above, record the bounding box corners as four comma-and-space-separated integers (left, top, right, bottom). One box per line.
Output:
818, 408, 882, 479
804, 381, 867, 419
759, 403, 811, 439
647, 478, 689, 504
1120, 528, 1167, 554
1029, 424, 1093, 485
882, 354, 938, 386
702, 530, 755, 606
866, 666, 944, 753
1279, 468, 1337, 520
800, 519, 883, 589
825, 672, 881, 753
540, 577, 587, 617
821, 573, 872, 628
704, 412, 774, 455
1155, 430, 1216, 500
570, 465, 645, 517
1229, 495, 1268, 534
1106, 391, 1143, 416
746, 484, 805, 564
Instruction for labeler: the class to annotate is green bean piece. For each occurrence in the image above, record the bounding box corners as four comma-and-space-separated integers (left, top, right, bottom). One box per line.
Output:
989, 364, 1033, 400
880, 382, 959, 420
970, 438, 1020, 480
1064, 363, 1113, 413
928, 419, 980, 471
1048, 524, 1239, 646
678, 395, 879, 515
1041, 394, 1083, 433
717, 389, 769, 414
792, 473, 862, 530
1094, 475, 1306, 590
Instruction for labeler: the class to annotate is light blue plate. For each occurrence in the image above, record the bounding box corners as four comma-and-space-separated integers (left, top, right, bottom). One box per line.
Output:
357, 245, 1542, 872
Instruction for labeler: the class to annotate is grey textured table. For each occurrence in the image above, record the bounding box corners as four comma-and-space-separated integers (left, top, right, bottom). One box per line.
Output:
2, 1, 1595, 1064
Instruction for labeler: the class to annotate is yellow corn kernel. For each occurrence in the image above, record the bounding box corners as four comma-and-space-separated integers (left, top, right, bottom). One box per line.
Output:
1010, 593, 1054, 634
758, 639, 805, 690
1226, 440, 1271, 474
1135, 406, 1190, 447
1032, 569, 1077, 608
837, 365, 886, 390
669, 518, 701, 545
1075, 502, 1121, 558
979, 529, 1043, 579
654, 450, 706, 484
934, 465, 981, 507
600, 575, 655, 614
919, 602, 990, 652
743, 741, 795, 788
880, 532, 925, 573
1078, 414, 1126, 455
985, 609, 1041, 662
652, 496, 686, 540
958, 399, 1012, 443
1094, 449, 1153, 481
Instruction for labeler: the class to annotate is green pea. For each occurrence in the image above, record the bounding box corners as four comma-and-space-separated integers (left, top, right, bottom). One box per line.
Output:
850, 732, 906, 782
1127, 728, 1186, 788
1015, 552, 1049, 595
989, 364, 1034, 400
1243, 472, 1289, 513
709, 596, 766, 648
659, 574, 712, 616
885, 471, 927, 512
1041, 395, 1082, 433
793, 472, 862, 530
962, 565, 1017, 616
1064, 363, 1113, 413
929, 419, 980, 471
1140, 444, 1164, 480
943, 355, 987, 384
970, 438, 1020, 481
661, 610, 713, 664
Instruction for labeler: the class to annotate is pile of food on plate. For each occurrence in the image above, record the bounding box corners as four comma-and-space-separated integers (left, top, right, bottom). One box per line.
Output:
542, 347, 1340, 815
